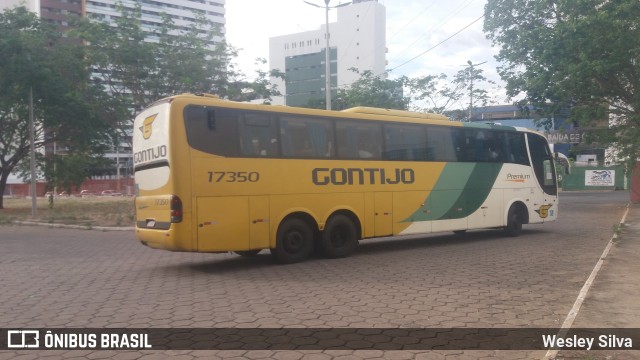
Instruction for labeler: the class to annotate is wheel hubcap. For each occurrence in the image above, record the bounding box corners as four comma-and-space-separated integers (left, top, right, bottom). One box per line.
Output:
284, 231, 304, 253
330, 226, 347, 247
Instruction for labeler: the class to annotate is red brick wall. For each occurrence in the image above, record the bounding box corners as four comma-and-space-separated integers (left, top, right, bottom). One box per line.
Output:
4, 178, 135, 197
632, 161, 640, 204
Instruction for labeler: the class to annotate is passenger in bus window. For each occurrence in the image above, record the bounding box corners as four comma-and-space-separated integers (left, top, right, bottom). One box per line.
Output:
358, 137, 374, 158
487, 143, 501, 161
252, 139, 267, 156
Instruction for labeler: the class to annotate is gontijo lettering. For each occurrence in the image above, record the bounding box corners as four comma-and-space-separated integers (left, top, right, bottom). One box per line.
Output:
312, 167, 415, 185
133, 145, 167, 164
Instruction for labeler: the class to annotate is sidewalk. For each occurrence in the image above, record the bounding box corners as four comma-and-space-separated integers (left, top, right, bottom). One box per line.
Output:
13, 220, 133, 231
553, 203, 640, 359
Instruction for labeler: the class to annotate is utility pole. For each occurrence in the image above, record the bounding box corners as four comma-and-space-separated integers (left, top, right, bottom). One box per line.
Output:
116, 132, 120, 192
303, 0, 351, 110
465, 60, 487, 122
29, 86, 37, 217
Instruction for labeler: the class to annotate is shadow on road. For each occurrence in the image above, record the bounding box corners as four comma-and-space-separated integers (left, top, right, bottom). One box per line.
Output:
181, 228, 551, 274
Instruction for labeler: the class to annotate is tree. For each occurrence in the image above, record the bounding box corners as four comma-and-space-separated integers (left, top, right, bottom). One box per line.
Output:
334, 67, 495, 119
453, 61, 496, 121
484, 0, 640, 164
0, 7, 110, 209
406, 73, 462, 114
336, 70, 409, 110
72, 3, 282, 139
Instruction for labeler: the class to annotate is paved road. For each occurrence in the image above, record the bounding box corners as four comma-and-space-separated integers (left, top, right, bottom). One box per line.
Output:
0, 191, 630, 359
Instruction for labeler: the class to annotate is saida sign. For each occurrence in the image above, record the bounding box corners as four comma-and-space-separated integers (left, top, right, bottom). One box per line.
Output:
546, 130, 586, 144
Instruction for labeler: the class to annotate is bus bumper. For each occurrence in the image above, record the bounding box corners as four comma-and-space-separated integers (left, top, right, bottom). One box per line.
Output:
135, 223, 193, 251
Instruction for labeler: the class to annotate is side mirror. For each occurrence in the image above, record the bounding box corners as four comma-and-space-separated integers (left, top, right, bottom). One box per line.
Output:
554, 152, 571, 175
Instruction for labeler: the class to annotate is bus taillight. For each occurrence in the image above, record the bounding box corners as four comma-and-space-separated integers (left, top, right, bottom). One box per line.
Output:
170, 195, 183, 223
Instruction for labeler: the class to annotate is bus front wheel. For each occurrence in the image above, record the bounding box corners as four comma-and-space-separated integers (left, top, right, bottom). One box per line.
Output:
272, 218, 314, 264
321, 215, 358, 258
504, 204, 524, 237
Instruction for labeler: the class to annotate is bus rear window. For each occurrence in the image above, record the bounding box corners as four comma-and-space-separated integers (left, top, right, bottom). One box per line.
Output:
184, 106, 239, 156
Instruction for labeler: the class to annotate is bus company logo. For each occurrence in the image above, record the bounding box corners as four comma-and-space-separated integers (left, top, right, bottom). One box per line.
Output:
7, 330, 40, 348
535, 204, 554, 218
139, 114, 157, 140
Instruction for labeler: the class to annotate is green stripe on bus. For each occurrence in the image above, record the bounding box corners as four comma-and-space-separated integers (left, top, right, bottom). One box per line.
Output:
403, 163, 474, 222
403, 163, 503, 222
441, 163, 503, 219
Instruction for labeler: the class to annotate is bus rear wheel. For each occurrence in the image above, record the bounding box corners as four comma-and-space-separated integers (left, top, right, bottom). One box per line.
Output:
321, 215, 358, 258
272, 218, 314, 264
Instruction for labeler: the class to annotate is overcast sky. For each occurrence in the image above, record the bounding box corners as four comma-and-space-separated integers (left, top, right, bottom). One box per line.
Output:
225, 0, 507, 103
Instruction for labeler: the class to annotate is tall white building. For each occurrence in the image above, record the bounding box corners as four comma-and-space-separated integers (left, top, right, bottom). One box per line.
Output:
83, 0, 226, 179
269, 0, 386, 107
85, 0, 226, 46
1, 0, 39, 14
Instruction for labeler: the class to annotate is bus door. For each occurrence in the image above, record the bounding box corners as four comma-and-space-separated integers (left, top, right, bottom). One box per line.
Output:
374, 192, 393, 236
527, 133, 558, 222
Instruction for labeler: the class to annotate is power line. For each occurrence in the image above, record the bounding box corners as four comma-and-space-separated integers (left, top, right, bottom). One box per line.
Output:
387, 1, 436, 41
334, 13, 485, 90
387, 0, 475, 65
388, 14, 485, 73
355, 1, 436, 66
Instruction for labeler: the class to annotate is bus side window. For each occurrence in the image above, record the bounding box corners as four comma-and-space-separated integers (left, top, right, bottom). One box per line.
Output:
426, 126, 458, 162
280, 116, 334, 158
506, 132, 529, 165
383, 124, 425, 161
336, 121, 382, 159
458, 129, 478, 162
239, 112, 279, 157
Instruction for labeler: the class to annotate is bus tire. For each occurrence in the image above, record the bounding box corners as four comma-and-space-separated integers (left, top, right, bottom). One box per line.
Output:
272, 218, 314, 264
234, 250, 261, 257
321, 214, 358, 258
504, 204, 524, 237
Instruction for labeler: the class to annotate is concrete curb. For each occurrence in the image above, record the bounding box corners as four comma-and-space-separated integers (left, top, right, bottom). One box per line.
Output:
13, 221, 134, 231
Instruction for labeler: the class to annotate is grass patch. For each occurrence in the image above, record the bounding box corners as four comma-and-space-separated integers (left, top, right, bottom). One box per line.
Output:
0, 196, 135, 227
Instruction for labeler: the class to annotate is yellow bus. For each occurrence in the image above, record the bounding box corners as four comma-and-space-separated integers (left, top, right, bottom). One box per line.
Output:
133, 93, 558, 263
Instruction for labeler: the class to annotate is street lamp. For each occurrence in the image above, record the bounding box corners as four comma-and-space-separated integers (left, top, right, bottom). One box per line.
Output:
303, 0, 351, 110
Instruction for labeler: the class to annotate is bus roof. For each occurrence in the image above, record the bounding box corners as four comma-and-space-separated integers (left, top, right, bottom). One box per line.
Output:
149, 93, 535, 133
341, 106, 449, 121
